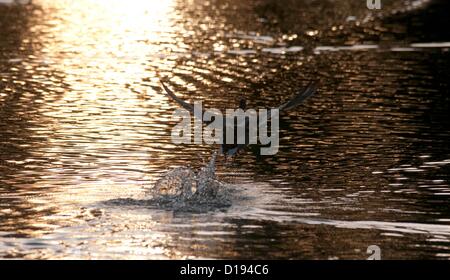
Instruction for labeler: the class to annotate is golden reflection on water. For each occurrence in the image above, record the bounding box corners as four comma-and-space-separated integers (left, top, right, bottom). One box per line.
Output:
33, 0, 181, 183
3, 0, 185, 257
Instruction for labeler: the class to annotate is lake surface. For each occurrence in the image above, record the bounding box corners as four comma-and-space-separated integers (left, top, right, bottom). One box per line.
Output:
0, 0, 449, 259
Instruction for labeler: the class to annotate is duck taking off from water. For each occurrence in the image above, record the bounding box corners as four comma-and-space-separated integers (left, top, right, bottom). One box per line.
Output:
160, 79, 317, 157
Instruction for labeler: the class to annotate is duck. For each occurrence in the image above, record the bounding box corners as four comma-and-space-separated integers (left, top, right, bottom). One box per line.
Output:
160, 79, 317, 156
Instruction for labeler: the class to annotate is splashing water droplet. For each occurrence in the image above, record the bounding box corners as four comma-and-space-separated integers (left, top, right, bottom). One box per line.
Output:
148, 152, 232, 210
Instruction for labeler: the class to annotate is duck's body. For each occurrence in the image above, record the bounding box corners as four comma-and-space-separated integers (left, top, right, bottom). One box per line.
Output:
160, 80, 317, 157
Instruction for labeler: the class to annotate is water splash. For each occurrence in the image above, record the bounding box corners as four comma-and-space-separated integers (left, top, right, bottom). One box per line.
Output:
146, 152, 233, 211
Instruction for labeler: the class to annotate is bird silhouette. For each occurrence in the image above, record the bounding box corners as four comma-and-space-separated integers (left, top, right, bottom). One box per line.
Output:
160, 79, 317, 157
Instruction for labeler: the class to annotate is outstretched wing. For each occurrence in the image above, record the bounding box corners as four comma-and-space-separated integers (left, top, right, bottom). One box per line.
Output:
160, 80, 221, 125
277, 82, 317, 112
160, 80, 195, 114
261, 82, 317, 124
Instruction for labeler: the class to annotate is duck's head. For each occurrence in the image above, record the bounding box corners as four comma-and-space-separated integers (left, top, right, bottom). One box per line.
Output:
239, 98, 246, 110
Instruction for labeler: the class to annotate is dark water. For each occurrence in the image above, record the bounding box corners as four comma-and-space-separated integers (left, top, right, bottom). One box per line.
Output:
0, 0, 449, 259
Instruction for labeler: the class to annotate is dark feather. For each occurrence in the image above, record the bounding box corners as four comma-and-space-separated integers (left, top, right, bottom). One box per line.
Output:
278, 82, 317, 112
160, 80, 195, 113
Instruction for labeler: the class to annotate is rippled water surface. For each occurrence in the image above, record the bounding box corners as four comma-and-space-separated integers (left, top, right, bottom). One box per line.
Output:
1, 0, 449, 259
